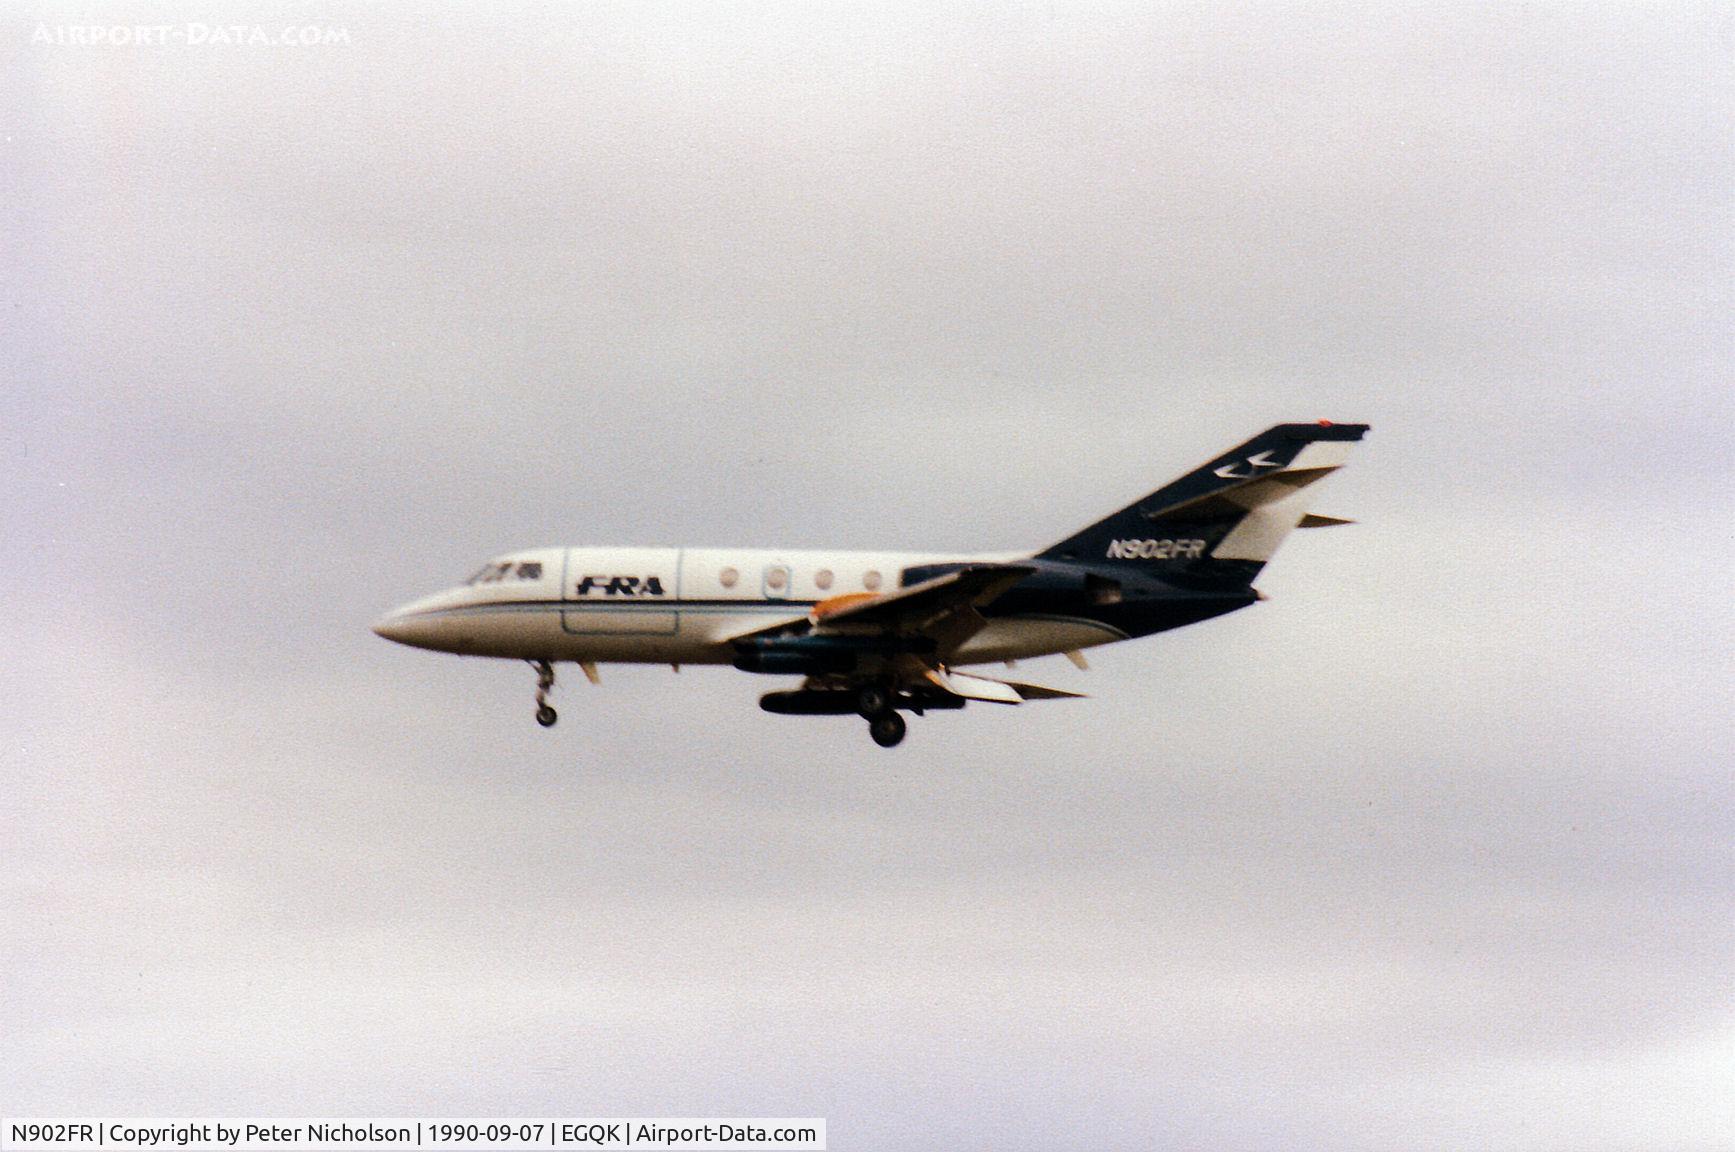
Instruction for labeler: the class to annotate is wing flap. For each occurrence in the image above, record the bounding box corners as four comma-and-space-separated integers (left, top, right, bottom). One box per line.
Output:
922, 666, 1088, 705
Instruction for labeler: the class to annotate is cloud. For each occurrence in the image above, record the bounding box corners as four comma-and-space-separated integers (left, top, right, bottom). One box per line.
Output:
4, 2, 1732, 1148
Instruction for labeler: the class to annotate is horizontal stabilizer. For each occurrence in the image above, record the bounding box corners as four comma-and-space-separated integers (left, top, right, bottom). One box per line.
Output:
1298, 513, 1356, 528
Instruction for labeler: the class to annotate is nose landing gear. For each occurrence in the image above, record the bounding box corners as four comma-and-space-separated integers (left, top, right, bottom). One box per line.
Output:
531, 660, 557, 728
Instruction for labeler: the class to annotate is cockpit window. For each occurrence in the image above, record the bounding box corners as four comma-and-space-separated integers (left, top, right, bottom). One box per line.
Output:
467, 560, 544, 585
467, 561, 515, 585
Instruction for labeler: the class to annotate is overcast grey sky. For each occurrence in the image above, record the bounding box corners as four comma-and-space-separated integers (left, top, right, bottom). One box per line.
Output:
3, 3, 1731, 1149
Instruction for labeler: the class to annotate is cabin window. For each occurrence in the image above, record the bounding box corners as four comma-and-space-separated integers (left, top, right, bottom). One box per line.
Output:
765, 567, 788, 591
863, 569, 882, 591
814, 569, 834, 591
517, 562, 543, 580
719, 566, 739, 589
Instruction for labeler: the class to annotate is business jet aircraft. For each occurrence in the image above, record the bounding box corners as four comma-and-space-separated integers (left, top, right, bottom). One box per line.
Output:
373, 422, 1366, 746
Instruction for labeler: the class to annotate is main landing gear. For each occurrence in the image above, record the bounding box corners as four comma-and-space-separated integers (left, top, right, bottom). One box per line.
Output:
868, 711, 907, 748
857, 681, 907, 748
855, 683, 892, 719
532, 660, 557, 727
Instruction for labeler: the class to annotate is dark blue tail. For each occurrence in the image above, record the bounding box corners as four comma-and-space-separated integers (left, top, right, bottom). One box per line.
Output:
1038, 422, 1368, 588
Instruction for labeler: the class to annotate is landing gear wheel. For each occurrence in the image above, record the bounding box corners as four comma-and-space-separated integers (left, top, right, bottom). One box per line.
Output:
530, 660, 557, 728
856, 683, 893, 718
869, 712, 907, 748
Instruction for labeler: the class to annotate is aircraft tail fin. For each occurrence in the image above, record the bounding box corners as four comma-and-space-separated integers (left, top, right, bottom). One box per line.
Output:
1037, 422, 1368, 588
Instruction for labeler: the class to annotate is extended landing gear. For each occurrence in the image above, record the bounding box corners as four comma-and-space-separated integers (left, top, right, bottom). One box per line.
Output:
856, 683, 892, 719
868, 711, 907, 748
855, 680, 907, 747
531, 660, 557, 728
761, 679, 933, 747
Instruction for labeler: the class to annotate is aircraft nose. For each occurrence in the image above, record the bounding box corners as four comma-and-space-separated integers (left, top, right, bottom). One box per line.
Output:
371, 609, 414, 644
372, 588, 471, 652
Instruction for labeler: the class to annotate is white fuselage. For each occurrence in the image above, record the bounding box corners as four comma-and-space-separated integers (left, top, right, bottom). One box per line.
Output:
372, 547, 1127, 666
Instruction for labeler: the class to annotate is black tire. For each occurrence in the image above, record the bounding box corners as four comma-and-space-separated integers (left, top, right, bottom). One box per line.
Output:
856, 683, 892, 718
535, 704, 558, 728
869, 712, 906, 748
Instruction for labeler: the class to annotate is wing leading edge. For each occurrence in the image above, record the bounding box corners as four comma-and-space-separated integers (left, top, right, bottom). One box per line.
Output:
729, 562, 1035, 650
733, 563, 1084, 706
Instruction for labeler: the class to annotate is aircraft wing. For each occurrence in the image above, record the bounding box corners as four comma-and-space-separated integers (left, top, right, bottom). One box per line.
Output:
730, 563, 1035, 655
810, 563, 1035, 632
738, 563, 1087, 708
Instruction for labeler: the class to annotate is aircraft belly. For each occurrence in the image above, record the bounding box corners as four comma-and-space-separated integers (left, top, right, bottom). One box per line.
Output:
406, 606, 567, 659
413, 603, 798, 664
549, 607, 777, 663
949, 616, 1125, 665
560, 607, 678, 636
548, 634, 730, 663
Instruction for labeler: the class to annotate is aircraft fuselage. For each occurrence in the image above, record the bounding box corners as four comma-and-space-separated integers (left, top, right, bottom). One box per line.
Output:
372, 547, 1251, 666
